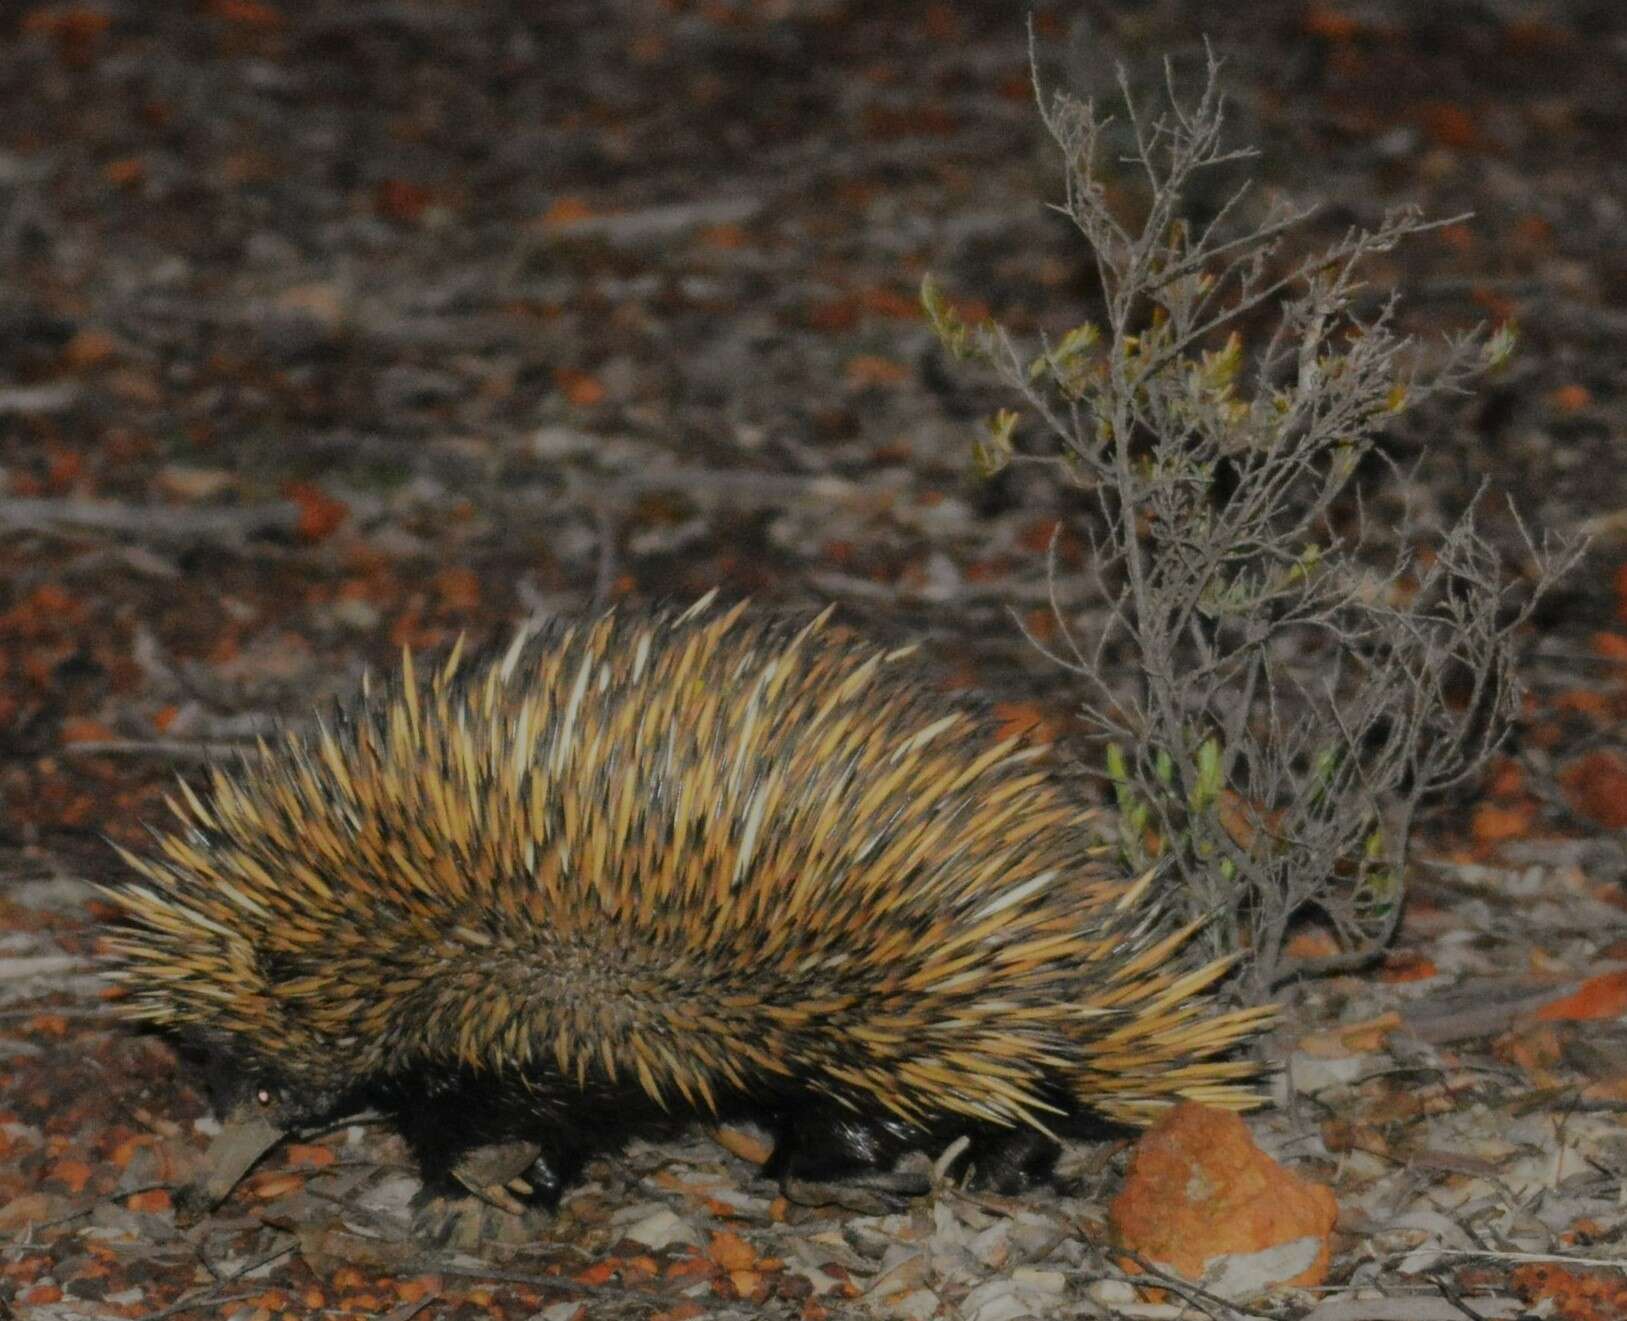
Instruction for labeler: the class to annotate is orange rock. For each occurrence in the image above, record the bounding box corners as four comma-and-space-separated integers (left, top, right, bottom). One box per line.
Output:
1512, 1261, 1627, 1321
1108, 1103, 1337, 1291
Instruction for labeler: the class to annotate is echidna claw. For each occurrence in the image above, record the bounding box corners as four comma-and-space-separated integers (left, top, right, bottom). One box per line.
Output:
455, 1176, 530, 1218
405, 1137, 556, 1243
448, 1137, 546, 1195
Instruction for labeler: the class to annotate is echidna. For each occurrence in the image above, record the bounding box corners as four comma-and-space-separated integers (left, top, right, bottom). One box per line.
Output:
104, 594, 1274, 1223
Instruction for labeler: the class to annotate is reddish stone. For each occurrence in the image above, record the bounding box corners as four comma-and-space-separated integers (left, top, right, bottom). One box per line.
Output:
1109, 1103, 1338, 1291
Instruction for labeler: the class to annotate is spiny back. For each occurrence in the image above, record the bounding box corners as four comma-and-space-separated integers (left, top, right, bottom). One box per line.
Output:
106, 596, 1269, 1131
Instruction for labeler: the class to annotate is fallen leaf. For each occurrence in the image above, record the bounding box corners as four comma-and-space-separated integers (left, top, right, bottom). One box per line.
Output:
207, 0, 286, 27
285, 481, 348, 542
542, 196, 594, 228
61, 328, 120, 368
857, 286, 923, 320
1299, 1012, 1400, 1057
1379, 952, 1437, 982
375, 178, 432, 223
699, 223, 749, 249
1302, 7, 1361, 40
252, 1171, 305, 1199
60, 718, 115, 745
556, 367, 606, 406
433, 567, 481, 612
48, 1160, 94, 1194
991, 700, 1060, 744
103, 157, 146, 187
1553, 688, 1609, 717
1558, 750, 1627, 828
1418, 102, 1478, 150
1591, 631, 1627, 661
19, 1286, 63, 1307
1471, 800, 1536, 842
708, 1230, 757, 1272
1536, 969, 1627, 1021
845, 355, 910, 387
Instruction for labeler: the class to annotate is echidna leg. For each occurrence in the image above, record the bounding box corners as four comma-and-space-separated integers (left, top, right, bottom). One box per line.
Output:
410, 1137, 569, 1247
447, 1137, 549, 1214
766, 1109, 932, 1207
959, 1127, 1061, 1195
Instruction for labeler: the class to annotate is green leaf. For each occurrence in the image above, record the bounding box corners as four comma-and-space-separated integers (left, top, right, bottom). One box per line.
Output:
1285, 542, 1323, 586
1201, 332, 1243, 394
1483, 320, 1518, 371
1191, 737, 1221, 812
1029, 322, 1100, 382
1055, 321, 1100, 361
920, 273, 988, 362
973, 409, 1020, 477
1106, 741, 1129, 786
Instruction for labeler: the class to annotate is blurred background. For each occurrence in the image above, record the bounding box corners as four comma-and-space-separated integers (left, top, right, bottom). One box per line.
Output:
2, 0, 1623, 860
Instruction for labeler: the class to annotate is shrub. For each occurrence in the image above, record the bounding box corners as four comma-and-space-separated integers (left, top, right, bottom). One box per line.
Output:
923, 46, 1577, 996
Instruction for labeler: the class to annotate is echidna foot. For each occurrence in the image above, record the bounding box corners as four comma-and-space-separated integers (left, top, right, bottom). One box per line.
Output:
446, 1136, 549, 1201
408, 1136, 567, 1243
765, 1108, 931, 1211
955, 1128, 1061, 1196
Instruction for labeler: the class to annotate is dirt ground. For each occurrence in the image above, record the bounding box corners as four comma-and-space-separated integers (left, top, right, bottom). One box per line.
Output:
2, 2, 1625, 1318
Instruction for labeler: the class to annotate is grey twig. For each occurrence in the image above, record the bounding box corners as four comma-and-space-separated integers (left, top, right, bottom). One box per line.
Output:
0, 498, 300, 547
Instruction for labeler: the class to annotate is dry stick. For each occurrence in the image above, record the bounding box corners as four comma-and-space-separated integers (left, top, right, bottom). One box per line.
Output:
0, 498, 300, 545
1099, 1247, 1279, 1321
567, 466, 861, 505
1302, 1299, 1525, 1321
0, 383, 81, 415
